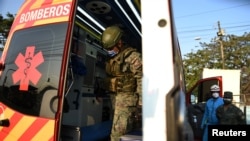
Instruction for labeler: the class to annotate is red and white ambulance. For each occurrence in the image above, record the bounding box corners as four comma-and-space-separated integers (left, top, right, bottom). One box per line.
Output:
0, 0, 202, 141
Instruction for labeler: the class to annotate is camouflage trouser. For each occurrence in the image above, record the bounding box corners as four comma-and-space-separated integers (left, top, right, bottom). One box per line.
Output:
110, 92, 138, 141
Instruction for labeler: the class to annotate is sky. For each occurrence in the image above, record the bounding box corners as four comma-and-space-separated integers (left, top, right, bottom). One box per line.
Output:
1, 0, 250, 56
172, 0, 250, 55
0, 0, 24, 17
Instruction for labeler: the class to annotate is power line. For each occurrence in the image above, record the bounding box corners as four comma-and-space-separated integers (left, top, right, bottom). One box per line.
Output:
175, 2, 250, 19
178, 24, 250, 34
176, 20, 250, 30
174, 2, 250, 36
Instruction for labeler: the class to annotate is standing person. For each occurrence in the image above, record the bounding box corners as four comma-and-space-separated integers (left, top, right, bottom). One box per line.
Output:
101, 25, 142, 141
200, 84, 224, 141
216, 91, 246, 125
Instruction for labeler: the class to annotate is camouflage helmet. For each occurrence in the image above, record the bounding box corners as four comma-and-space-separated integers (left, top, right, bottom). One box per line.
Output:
210, 84, 220, 92
101, 25, 123, 49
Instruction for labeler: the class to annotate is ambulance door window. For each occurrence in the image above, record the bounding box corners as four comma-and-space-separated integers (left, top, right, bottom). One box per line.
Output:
0, 23, 68, 117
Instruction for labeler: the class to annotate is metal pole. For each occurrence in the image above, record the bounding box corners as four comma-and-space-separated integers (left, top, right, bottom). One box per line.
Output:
217, 21, 225, 69
218, 39, 225, 69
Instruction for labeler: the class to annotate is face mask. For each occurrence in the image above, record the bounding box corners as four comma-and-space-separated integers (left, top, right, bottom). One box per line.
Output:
223, 98, 232, 105
212, 92, 219, 98
107, 50, 118, 57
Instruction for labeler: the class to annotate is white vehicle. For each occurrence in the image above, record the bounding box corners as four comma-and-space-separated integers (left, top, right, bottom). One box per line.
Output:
202, 68, 241, 103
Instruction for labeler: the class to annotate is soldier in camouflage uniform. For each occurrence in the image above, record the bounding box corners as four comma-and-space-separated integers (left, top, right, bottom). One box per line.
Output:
216, 91, 246, 125
101, 25, 142, 141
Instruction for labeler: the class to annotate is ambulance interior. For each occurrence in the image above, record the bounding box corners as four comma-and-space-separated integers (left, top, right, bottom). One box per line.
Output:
61, 0, 141, 140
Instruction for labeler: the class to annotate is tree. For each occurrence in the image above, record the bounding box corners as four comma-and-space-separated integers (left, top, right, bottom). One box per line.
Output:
0, 13, 15, 38
0, 13, 15, 48
183, 32, 250, 95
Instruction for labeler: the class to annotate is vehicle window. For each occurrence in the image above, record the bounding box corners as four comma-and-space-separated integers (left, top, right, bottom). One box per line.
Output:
0, 23, 68, 117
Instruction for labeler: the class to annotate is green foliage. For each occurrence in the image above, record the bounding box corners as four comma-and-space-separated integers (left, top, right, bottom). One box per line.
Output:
0, 13, 14, 49
0, 13, 15, 38
183, 33, 250, 94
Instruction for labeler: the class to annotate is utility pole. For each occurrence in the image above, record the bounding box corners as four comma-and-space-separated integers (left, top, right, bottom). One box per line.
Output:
217, 21, 225, 69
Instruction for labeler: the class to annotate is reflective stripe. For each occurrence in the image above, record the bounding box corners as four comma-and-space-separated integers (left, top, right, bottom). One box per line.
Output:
0, 103, 55, 141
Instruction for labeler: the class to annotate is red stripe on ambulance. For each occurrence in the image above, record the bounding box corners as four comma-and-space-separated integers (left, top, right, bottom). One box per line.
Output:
18, 118, 52, 141
0, 112, 23, 140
